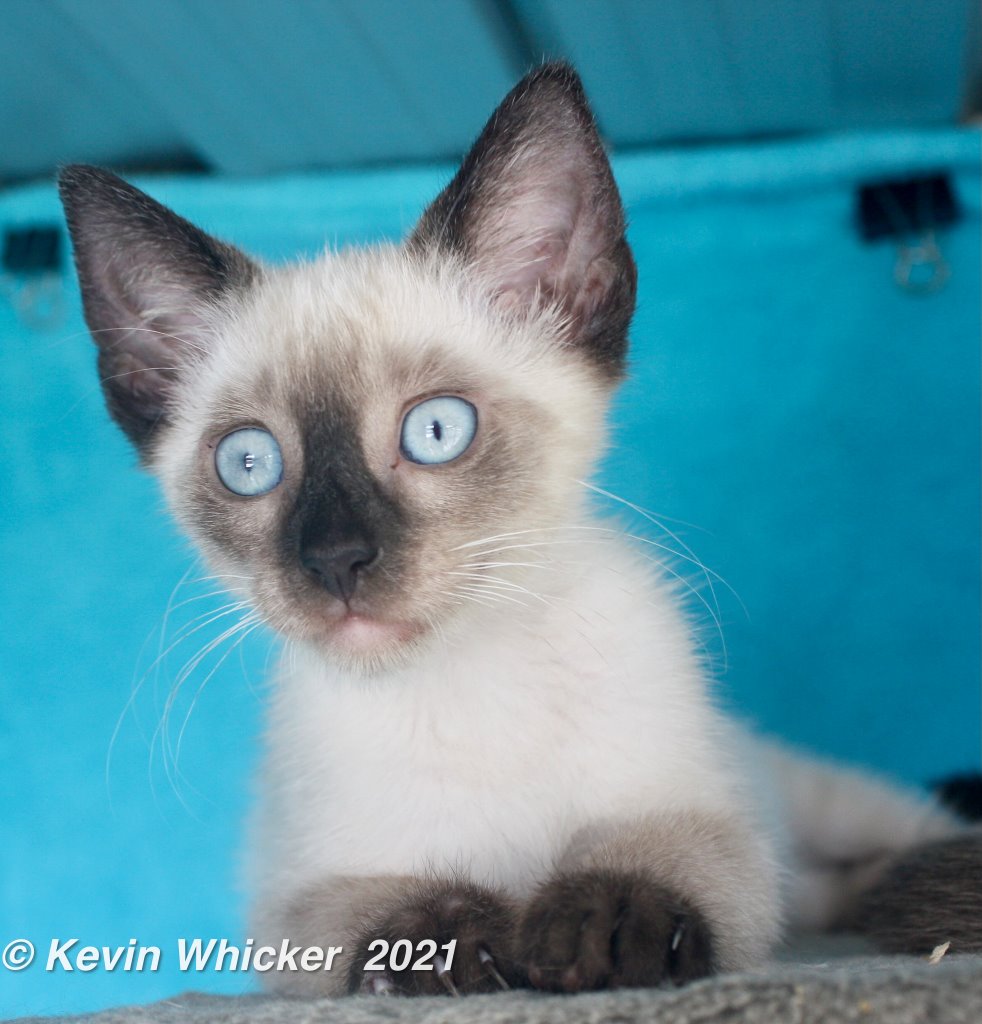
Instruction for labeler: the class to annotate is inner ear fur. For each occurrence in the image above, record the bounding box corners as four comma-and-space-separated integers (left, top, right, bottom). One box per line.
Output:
58, 165, 257, 454
411, 62, 636, 379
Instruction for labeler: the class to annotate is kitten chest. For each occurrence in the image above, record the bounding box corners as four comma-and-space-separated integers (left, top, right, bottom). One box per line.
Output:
264, 630, 720, 892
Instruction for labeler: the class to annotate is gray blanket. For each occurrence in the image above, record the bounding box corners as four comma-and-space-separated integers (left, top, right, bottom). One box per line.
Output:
15, 954, 982, 1024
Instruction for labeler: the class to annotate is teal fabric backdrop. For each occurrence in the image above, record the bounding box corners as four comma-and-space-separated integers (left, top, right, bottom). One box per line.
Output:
1, 127, 979, 1017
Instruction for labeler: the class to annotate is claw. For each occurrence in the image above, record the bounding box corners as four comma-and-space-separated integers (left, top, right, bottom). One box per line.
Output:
670, 918, 686, 952
435, 955, 460, 997
366, 973, 395, 996
478, 947, 510, 990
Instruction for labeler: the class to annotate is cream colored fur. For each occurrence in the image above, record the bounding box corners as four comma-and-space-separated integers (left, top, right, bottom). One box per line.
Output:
138, 245, 961, 994
60, 64, 971, 998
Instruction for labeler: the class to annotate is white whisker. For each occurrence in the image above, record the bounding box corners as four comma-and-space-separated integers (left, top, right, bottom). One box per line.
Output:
174, 618, 264, 769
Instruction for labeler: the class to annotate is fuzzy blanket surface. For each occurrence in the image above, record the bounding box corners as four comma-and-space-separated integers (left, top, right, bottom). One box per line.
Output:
14, 955, 982, 1024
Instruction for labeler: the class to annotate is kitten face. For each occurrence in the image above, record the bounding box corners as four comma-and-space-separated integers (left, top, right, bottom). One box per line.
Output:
59, 63, 637, 671
156, 250, 608, 667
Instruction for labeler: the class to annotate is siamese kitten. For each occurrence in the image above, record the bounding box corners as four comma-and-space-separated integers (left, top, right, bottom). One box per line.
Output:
59, 64, 978, 996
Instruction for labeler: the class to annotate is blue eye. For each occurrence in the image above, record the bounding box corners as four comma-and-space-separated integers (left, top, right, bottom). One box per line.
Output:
215, 427, 283, 496
400, 396, 478, 465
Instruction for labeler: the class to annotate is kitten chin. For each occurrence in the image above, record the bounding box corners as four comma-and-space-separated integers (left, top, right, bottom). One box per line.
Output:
322, 614, 428, 671
332, 613, 420, 650
254, 589, 434, 674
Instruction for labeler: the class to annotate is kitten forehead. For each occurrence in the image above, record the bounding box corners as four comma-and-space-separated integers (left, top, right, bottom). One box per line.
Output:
197, 244, 600, 413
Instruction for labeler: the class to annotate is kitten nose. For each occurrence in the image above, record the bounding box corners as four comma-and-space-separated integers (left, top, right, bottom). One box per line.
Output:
301, 542, 379, 602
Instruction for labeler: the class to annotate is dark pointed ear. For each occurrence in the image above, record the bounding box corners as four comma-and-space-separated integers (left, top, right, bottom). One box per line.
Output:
58, 165, 258, 453
410, 63, 636, 379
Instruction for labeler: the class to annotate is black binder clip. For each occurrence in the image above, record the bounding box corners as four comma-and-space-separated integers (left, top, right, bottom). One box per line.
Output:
1, 224, 66, 331
855, 173, 961, 295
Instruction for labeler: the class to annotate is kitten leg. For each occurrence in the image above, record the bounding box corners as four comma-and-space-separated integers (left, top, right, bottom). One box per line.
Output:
756, 743, 964, 932
519, 809, 780, 991
256, 874, 520, 997
845, 830, 982, 954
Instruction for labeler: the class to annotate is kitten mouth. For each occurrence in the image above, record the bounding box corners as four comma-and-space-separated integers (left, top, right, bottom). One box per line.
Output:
329, 612, 420, 653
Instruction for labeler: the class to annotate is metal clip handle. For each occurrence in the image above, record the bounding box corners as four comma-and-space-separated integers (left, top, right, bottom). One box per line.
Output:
894, 231, 950, 295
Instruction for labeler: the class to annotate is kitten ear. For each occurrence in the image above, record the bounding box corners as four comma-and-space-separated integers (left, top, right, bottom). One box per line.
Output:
58, 165, 257, 453
410, 62, 636, 378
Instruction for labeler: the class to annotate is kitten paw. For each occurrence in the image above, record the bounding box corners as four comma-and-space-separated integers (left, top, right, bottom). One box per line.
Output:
348, 879, 519, 996
518, 869, 713, 991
